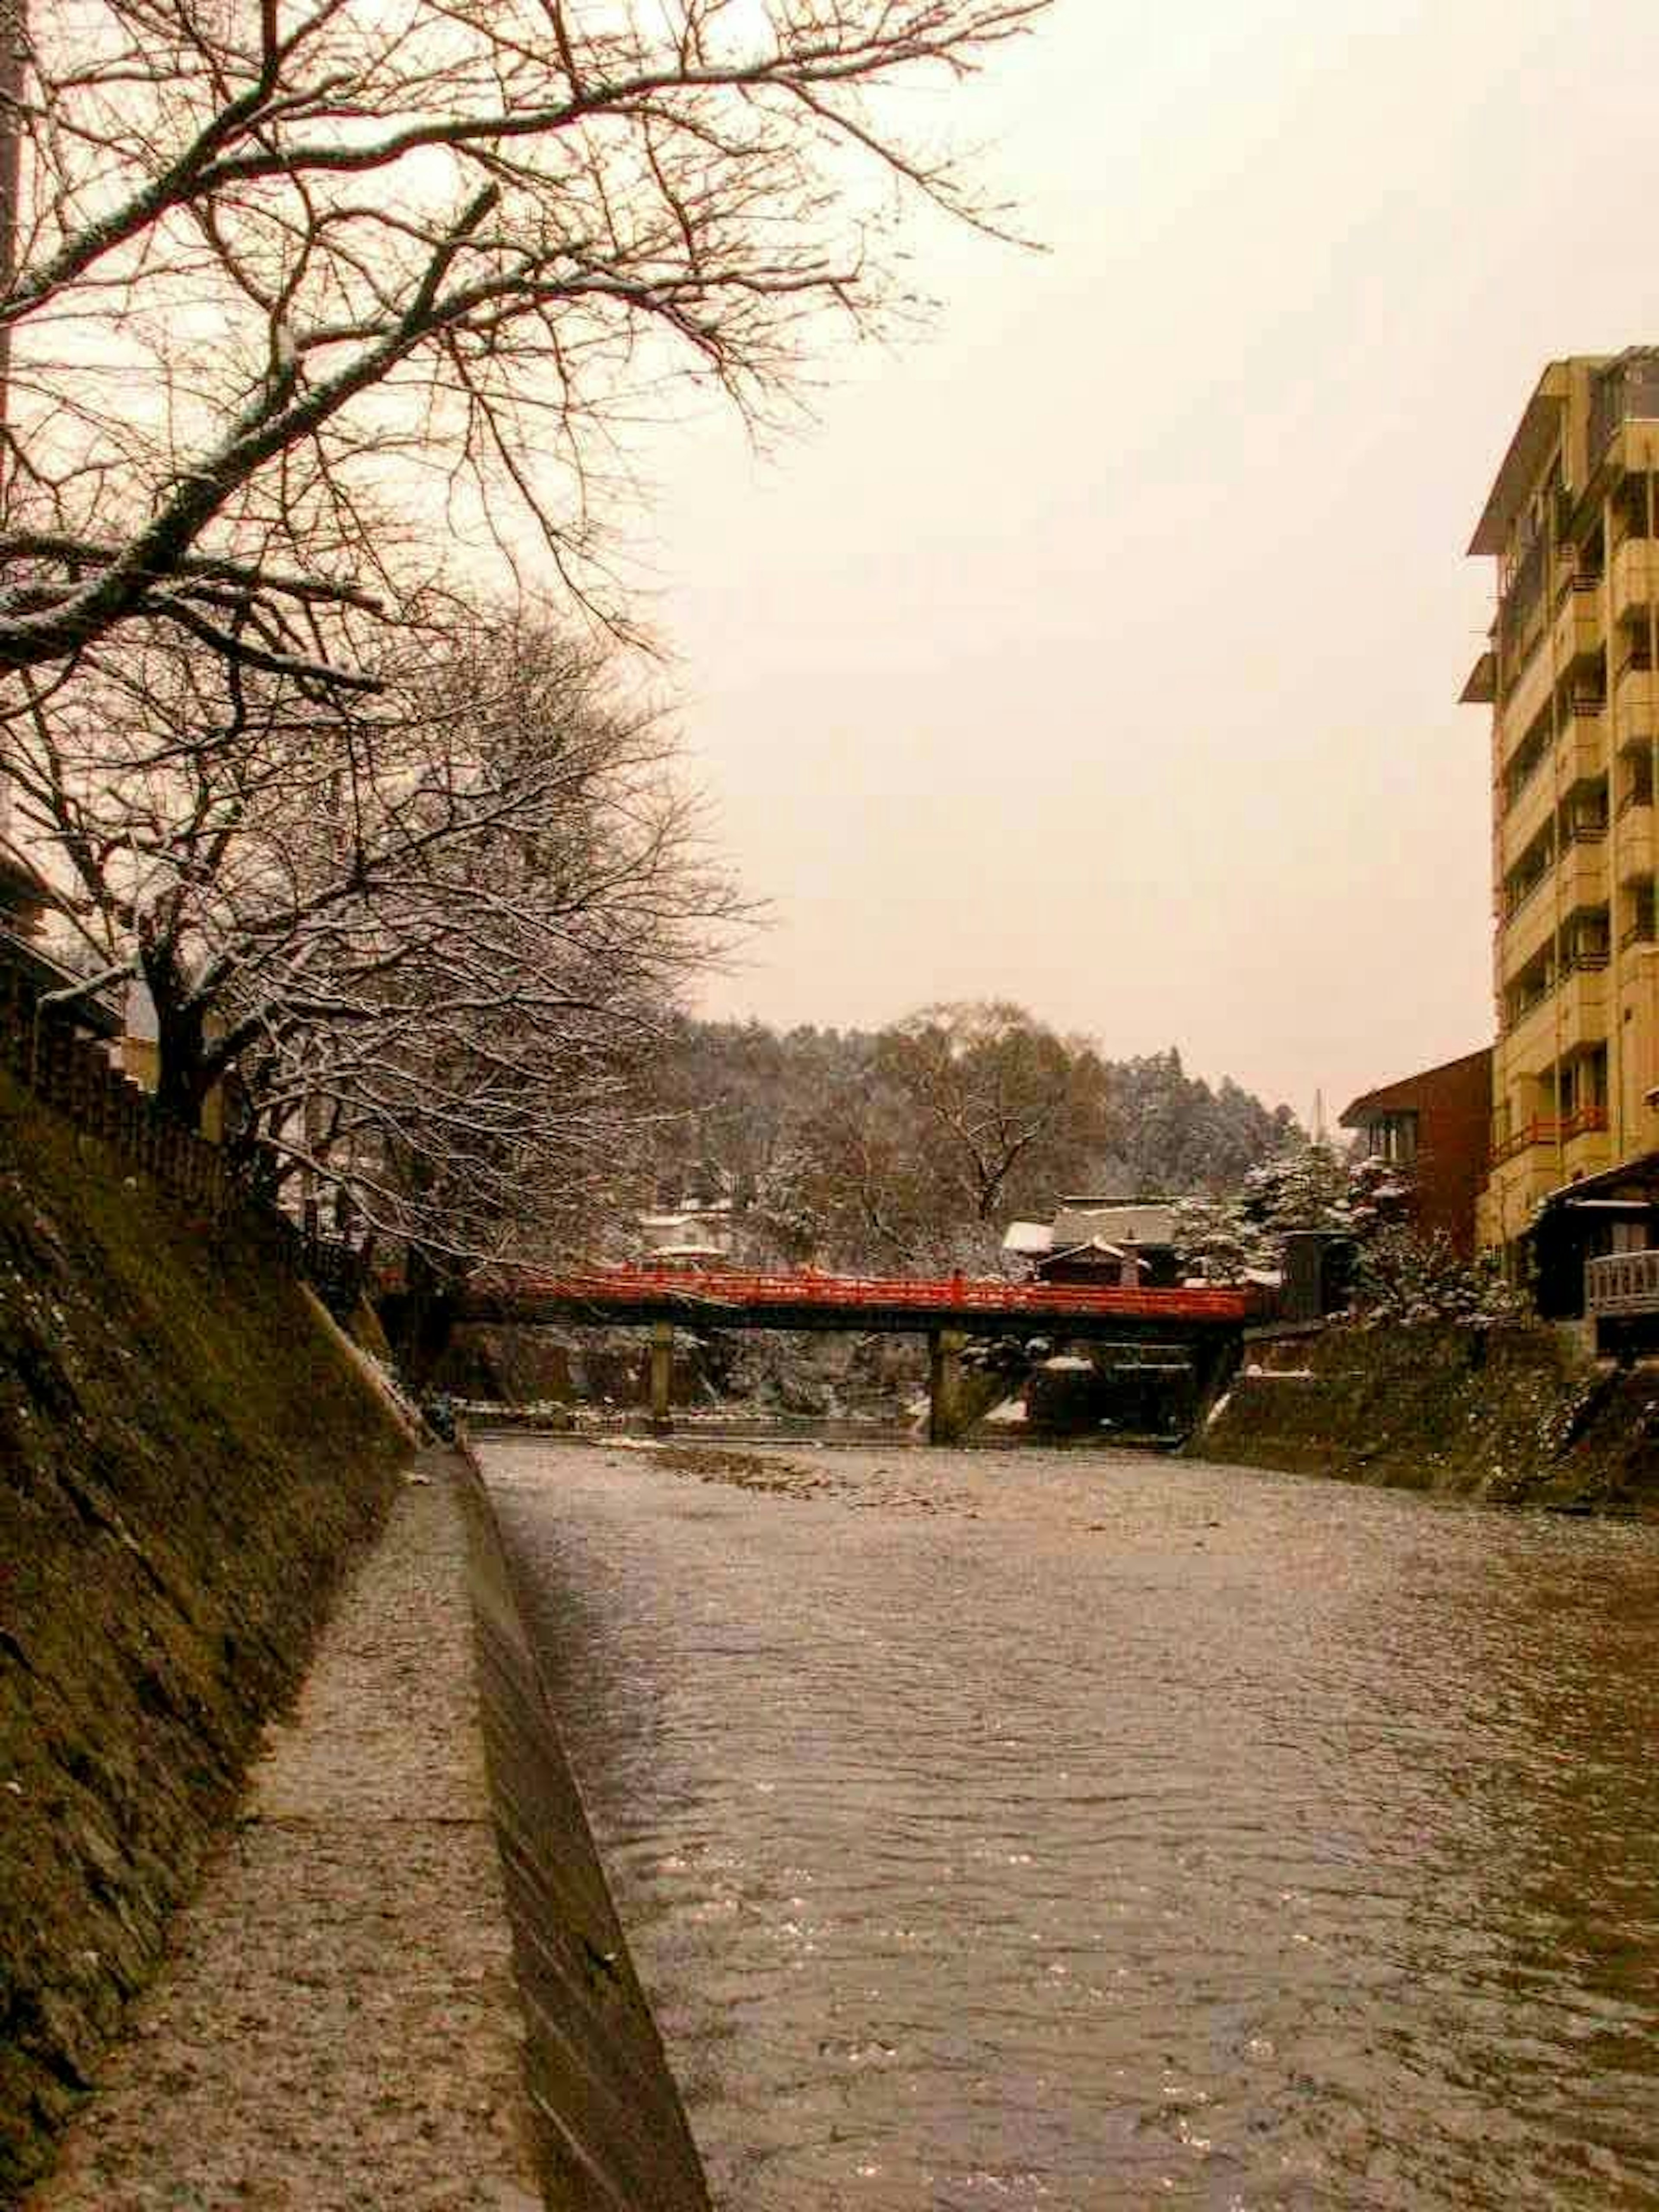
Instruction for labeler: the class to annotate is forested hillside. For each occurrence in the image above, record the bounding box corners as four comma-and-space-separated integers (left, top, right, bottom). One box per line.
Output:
641, 1003, 1297, 1270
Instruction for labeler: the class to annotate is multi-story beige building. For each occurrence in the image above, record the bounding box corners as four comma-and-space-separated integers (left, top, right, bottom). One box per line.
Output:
1465, 350, 1659, 1259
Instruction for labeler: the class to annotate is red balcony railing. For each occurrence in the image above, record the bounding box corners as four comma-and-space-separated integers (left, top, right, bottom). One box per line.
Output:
1488, 1104, 1609, 1169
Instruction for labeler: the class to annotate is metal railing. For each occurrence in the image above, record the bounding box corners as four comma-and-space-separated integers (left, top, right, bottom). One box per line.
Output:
1503, 868, 1549, 922
1500, 531, 1548, 662
1502, 741, 1550, 813
1589, 353, 1659, 473
1552, 564, 1603, 612
1488, 1105, 1608, 1168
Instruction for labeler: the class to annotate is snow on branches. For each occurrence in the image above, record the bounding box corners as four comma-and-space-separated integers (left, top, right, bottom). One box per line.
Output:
11, 605, 747, 1261
0, 0, 1050, 690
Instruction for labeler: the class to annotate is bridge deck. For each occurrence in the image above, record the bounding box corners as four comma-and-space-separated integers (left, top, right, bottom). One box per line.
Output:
462, 1265, 1263, 1341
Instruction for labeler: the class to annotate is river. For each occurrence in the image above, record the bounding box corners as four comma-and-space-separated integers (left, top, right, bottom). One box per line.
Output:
479, 1436, 1659, 2212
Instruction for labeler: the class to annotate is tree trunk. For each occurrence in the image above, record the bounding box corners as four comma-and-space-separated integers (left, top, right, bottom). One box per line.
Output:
143, 950, 213, 1130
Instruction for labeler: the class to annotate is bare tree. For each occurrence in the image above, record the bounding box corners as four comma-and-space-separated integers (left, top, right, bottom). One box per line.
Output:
0, 0, 1048, 698
745, 1004, 1106, 1271
877, 1000, 1109, 1224
10, 604, 745, 1259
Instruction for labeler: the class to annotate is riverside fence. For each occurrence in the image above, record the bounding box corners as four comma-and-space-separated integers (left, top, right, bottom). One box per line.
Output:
0, 958, 363, 1306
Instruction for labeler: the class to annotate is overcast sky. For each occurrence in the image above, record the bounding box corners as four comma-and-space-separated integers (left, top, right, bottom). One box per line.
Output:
623, 0, 1659, 1126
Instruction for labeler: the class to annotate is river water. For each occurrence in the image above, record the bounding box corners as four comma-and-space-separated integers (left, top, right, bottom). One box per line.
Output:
479, 1437, 1659, 2212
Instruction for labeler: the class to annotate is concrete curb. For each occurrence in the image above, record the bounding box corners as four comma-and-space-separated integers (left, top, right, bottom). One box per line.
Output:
452, 1430, 712, 2212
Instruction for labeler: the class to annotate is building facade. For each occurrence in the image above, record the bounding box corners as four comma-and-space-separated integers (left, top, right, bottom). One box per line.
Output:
1338, 1048, 1491, 1257
1464, 350, 1659, 1258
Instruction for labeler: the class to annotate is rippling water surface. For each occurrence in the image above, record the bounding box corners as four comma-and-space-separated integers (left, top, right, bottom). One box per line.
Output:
480, 1439, 1659, 2211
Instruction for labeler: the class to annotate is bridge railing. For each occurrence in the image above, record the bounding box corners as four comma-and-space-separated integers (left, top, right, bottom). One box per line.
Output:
478, 1263, 1264, 1325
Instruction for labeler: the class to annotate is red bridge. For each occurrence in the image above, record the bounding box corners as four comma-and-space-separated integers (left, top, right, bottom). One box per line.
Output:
463, 1262, 1262, 1334
458, 1265, 1268, 1443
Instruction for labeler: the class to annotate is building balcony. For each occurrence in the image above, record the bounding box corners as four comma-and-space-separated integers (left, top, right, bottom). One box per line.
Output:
1501, 861, 1551, 926
1614, 655, 1655, 732
1487, 1103, 1609, 1171
1558, 836, 1611, 915
1500, 749, 1556, 857
1587, 1246, 1659, 1318
1589, 357, 1659, 476
1551, 574, 1603, 669
1500, 627, 1554, 735
1616, 801, 1655, 884
1502, 979, 1558, 1072
1499, 880, 1557, 979
1556, 959, 1611, 1046
1500, 531, 1548, 657
1612, 535, 1658, 630
1558, 704, 1610, 786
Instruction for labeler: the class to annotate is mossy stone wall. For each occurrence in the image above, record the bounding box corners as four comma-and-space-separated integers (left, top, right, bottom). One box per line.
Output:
0, 1070, 408, 2198
1197, 1320, 1659, 1508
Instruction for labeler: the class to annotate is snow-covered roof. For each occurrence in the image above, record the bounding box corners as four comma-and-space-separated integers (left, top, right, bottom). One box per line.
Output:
1001, 1219, 1054, 1256
1051, 1202, 1177, 1248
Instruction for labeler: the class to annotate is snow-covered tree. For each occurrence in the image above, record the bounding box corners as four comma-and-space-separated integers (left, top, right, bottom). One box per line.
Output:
11, 604, 744, 1260
1349, 1228, 1526, 1326
1173, 1135, 1383, 1283
0, 0, 1050, 702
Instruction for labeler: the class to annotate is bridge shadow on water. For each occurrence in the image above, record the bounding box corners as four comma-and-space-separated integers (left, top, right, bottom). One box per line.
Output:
461, 1408, 1185, 1453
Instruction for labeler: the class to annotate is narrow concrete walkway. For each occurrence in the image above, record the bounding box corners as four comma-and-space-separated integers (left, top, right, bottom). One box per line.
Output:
28, 1456, 541, 2212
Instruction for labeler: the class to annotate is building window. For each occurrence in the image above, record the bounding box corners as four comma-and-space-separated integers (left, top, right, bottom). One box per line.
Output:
1369, 1111, 1418, 1167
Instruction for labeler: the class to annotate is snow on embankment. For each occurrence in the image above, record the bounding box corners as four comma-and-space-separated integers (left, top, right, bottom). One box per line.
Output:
1195, 1320, 1659, 1508
0, 1067, 409, 2196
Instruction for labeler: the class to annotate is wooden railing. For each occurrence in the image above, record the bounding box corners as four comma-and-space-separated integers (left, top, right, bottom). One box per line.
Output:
0, 958, 236, 1213
1586, 1248, 1659, 1317
0, 951, 368, 1309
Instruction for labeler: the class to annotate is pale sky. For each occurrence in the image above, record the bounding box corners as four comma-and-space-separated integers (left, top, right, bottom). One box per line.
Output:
626, 0, 1659, 1124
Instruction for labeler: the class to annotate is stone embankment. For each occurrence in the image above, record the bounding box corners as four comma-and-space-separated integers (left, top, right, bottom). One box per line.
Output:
2, 1062, 712, 2207
1197, 1319, 1659, 1509
0, 1065, 409, 2193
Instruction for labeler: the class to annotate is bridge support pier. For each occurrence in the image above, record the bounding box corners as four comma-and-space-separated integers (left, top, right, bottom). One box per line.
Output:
648, 1319, 674, 1433
928, 1328, 967, 1447
1187, 1332, 1242, 1436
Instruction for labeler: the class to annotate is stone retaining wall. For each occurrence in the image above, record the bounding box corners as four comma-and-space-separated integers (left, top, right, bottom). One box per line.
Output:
1196, 1319, 1659, 1508
0, 1068, 409, 2199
